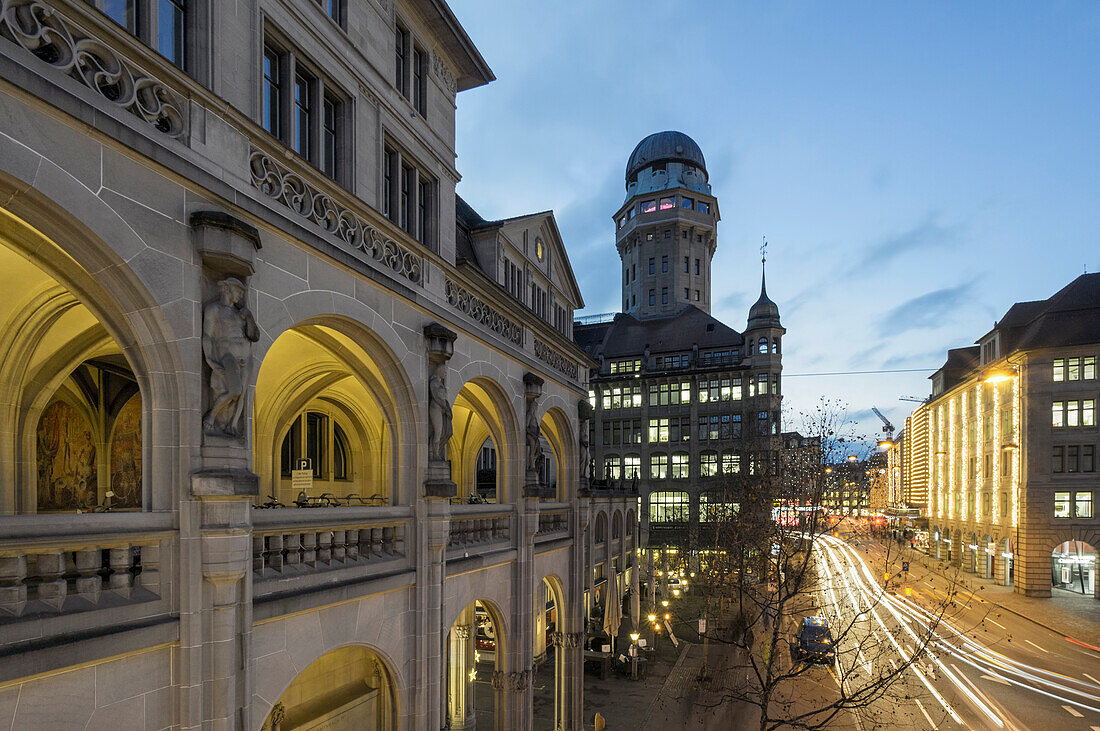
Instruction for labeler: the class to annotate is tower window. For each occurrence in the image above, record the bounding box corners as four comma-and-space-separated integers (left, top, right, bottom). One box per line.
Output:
660, 197, 675, 210
642, 200, 657, 214
682, 231, 688, 239
697, 234, 703, 243
664, 230, 671, 239
681, 197, 694, 209
697, 201, 710, 214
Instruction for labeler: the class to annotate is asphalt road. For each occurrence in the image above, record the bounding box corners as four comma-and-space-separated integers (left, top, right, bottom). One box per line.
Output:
808, 532, 1100, 730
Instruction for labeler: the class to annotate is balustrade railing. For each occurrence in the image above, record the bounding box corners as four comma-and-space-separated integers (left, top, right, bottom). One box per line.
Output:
536, 507, 570, 541
252, 509, 409, 584
0, 515, 172, 622
447, 506, 511, 556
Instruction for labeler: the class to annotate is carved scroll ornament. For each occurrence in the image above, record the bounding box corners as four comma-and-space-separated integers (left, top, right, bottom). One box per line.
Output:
249, 149, 424, 286
0, 1, 186, 137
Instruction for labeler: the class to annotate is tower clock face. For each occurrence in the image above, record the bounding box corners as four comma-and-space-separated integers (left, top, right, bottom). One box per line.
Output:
536, 240, 544, 261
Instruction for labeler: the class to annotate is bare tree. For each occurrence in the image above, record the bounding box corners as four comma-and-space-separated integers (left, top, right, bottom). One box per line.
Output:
657, 398, 978, 730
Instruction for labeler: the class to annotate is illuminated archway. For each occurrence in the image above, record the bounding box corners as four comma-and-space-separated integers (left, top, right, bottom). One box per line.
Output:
533, 575, 566, 729
1052, 538, 1098, 597
261, 645, 397, 730
449, 378, 517, 503
254, 320, 414, 506
539, 407, 574, 501
447, 599, 507, 729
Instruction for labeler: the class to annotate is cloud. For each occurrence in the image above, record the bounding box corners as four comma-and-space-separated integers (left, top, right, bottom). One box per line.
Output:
876, 279, 980, 338
842, 212, 963, 280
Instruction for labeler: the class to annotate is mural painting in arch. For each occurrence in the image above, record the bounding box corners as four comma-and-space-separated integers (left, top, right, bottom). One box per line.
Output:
261, 645, 397, 730
36, 400, 97, 511
108, 393, 142, 509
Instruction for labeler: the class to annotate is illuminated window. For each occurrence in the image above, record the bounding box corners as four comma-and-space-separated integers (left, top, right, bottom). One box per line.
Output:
1077, 491, 1094, 518
1053, 401, 1064, 428
697, 201, 710, 214
660, 197, 675, 210
648, 418, 669, 443
603, 455, 622, 480
1054, 358, 1065, 382
1085, 356, 1096, 380
624, 455, 641, 480
1068, 357, 1081, 381
1054, 491, 1071, 518
642, 200, 657, 214
649, 491, 688, 522
671, 453, 690, 479
700, 451, 718, 477
721, 453, 740, 474
650, 453, 668, 479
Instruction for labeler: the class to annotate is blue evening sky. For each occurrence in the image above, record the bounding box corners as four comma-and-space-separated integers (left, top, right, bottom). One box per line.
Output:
449, 0, 1100, 441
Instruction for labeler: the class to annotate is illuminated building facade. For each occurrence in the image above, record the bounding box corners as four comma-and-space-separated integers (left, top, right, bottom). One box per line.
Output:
0, 1, 633, 728
574, 131, 785, 553
926, 274, 1100, 599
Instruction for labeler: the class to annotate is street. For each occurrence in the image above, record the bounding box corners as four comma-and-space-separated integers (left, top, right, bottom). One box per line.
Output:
811, 533, 1100, 730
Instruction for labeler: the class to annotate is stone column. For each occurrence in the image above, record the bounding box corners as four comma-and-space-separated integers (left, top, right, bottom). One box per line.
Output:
564, 502, 589, 730
506, 496, 539, 729
448, 606, 476, 730
421, 499, 451, 729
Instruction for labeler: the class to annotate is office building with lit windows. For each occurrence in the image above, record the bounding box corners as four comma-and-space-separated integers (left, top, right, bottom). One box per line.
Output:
574, 131, 786, 551
924, 273, 1100, 600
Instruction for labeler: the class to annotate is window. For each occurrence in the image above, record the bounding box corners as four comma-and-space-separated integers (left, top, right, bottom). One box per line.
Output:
662, 287, 668, 304
318, 0, 342, 25
280, 411, 351, 481
649, 257, 655, 275
660, 197, 675, 210
684, 288, 690, 300
681, 197, 694, 209
650, 453, 668, 479
603, 455, 622, 480
412, 46, 426, 116
1085, 445, 1095, 472
697, 201, 710, 214
89, 0, 187, 69
1067, 445, 1080, 473
624, 455, 641, 480
649, 289, 655, 306
759, 339, 769, 354
1068, 357, 1081, 381
664, 230, 672, 239
383, 142, 435, 246
648, 382, 690, 406
1053, 399, 1096, 427
649, 491, 688, 522
262, 46, 281, 137
700, 452, 718, 477
333, 422, 350, 480
1077, 491, 1094, 518
1054, 491, 1072, 518
671, 453, 690, 479
648, 418, 669, 443
684, 256, 690, 273
293, 72, 313, 157
1086, 356, 1096, 380
721, 453, 740, 474
695, 259, 700, 275
662, 255, 669, 273
610, 359, 642, 374
628, 207, 636, 220
642, 200, 657, 214
1054, 358, 1065, 382
394, 24, 408, 96
693, 290, 700, 301
262, 36, 347, 183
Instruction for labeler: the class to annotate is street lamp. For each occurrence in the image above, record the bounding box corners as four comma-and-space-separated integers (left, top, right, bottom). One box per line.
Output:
629, 632, 641, 678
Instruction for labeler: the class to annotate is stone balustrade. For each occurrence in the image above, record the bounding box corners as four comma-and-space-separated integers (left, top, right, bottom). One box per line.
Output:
536, 506, 570, 541
251, 508, 409, 584
0, 515, 171, 621
447, 506, 512, 556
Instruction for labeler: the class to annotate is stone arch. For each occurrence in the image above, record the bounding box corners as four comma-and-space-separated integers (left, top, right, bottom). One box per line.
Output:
539, 405, 574, 501
612, 509, 624, 540
533, 573, 568, 729
966, 531, 979, 573
448, 374, 521, 503
0, 178, 186, 514
259, 643, 403, 731
253, 318, 415, 504
1047, 529, 1100, 598
594, 510, 608, 544
445, 596, 510, 730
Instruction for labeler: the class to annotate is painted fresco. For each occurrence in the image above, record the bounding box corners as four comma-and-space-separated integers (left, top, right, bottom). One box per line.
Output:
109, 394, 142, 509
36, 400, 97, 511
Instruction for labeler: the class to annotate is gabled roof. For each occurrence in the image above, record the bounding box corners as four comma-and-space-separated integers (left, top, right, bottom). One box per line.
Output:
574, 306, 743, 360
978, 273, 1100, 353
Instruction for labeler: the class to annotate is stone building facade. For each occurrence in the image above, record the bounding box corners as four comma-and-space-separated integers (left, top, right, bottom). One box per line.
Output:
0, 1, 634, 728
575, 132, 786, 553
923, 274, 1100, 599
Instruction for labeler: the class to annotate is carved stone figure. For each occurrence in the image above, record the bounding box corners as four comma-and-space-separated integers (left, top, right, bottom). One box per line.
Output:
427, 361, 452, 462
202, 277, 259, 437
578, 399, 593, 482
526, 398, 543, 483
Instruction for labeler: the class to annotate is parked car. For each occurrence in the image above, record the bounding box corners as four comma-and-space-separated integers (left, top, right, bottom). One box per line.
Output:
795, 617, 835, 663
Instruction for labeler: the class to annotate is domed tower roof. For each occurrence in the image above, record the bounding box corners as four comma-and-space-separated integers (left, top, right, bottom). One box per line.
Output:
748, 258, 782, 330
625, 131, 708, 187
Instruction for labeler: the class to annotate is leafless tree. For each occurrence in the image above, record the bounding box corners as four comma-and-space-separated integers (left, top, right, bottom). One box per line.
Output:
656, 398, 979, 730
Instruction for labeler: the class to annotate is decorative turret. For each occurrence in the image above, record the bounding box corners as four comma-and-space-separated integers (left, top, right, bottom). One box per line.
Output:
745, 243, 785, 362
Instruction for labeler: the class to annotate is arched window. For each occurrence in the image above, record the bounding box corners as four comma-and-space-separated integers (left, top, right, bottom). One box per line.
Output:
595, 512, 608, 542
649, 491, 689, 522
612, 512, 623, 538
758, 338, 769, 354
280, 410, 353, 481
699, 491, 739, 522
603, 455, 622, 480
771, 338, 780, 354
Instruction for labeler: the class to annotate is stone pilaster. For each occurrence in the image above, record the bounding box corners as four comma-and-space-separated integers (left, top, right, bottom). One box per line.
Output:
447, 608, 476, 730
421, 498, 451, 729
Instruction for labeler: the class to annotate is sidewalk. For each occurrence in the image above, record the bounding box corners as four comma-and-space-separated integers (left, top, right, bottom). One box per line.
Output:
891, 541, 1100, 646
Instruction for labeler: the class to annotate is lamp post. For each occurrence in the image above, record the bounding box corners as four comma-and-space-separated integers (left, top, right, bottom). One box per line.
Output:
629, 631, 640, 679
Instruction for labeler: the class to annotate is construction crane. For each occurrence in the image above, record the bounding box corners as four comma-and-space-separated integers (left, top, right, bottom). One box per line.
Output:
872, 407, 895, 448
899, 395, 927, 404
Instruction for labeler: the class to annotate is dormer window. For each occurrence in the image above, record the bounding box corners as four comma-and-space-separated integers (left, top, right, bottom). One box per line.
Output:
981, 336, 999, 364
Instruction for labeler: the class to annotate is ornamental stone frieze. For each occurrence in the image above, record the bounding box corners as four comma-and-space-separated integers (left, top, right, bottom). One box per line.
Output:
444, 278, 524, 346
249, 149, 424, 286
0, 0, 186, 137
430, 50, 457, 96
533, 337, 579, 380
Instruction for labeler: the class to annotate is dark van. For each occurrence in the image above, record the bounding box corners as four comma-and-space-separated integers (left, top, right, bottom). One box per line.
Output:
796, 617, 835, 663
